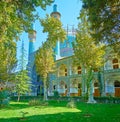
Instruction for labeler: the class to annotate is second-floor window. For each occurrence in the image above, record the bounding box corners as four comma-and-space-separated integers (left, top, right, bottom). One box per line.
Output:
112, 58, 119, 69
114, 81, 120, 87
78, 66, 81, 74
65, 68, 67, 76
93, 68, 98, 72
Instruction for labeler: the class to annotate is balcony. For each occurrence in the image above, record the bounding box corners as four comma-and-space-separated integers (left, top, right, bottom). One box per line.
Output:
104, 68, 120, 73
58, 73, 82, 80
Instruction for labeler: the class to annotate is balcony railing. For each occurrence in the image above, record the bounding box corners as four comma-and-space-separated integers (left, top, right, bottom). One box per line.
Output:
104, 68, 120, 73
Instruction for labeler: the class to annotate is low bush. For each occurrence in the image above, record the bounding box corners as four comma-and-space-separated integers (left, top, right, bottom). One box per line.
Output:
94, 96, 120, 103
29, 99, 48, 106
0, 90, 9, 107
10, 95, 43, 101
53, 91, 59, 98
66, 100, 76, 108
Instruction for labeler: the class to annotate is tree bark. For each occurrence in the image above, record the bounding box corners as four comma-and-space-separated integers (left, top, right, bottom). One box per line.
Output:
81, 66, 86, 96
17, 93, 20, 102
87, 68, 96, 103
87, 80, 96, 103
43, 77, 48, 101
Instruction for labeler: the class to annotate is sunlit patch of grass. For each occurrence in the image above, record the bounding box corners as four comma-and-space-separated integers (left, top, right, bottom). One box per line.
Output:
0, 101, 81, 119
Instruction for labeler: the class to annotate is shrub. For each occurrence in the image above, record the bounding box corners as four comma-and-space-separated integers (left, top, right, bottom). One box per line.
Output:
20, 111, 29, 118
29, 99, 48, 106
66, 100, 76, 108
94, 96, 120, 104
29, 99, 41, 106
0, 90, 9, 107
53, 91, 59, 98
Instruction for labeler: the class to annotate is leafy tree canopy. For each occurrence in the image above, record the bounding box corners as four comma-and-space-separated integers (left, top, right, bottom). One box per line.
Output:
73, 10, 105, 70
81, 0, 120, 44
14, 40, 31, 101
35, 41, 55, 100
0, 0, 54, 42
35, 41, 55, 78
0, 40, 17, 82
40, 15, 66, 47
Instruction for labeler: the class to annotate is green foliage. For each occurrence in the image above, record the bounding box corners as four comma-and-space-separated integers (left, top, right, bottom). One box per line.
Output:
73, 11, 105, 102
35, 42, 55, 77
81, 0, 120, 44
10, 95, 43, 101
0, 90, 9, 107
73, 11, 105, 69
0, 40, 17, 107
35, 42, 55, 101
20, 111, 29, 119
36, 14, 66, 101
66, 100, 76, 108
94, 96, 120, 104
0, 0, 54, 42
53, 91, 59, 98
17, 40, 28, 71
40, 15, 66, 47
14, 41, 31, 102
0, 41, 17, 82
29, 99, 48, 106
29, 99, 41, 106
15, 70, 31, 92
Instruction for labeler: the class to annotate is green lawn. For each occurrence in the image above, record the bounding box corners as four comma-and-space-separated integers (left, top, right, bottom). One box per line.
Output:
0, 100, 120, 122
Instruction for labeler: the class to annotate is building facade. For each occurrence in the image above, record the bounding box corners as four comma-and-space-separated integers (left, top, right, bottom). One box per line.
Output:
50, 55, 120, 97
28, 4, 120, 97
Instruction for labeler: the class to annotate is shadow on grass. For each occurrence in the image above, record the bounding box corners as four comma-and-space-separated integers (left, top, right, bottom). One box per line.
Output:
0, 111, 120, 122
0, 101, 30, 110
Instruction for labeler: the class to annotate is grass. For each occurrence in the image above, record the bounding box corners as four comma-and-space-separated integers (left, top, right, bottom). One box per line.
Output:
0, 100, 120, 122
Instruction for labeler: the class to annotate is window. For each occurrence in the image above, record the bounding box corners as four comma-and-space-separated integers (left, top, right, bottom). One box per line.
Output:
112, 58, 119, 69
94, 82, 99, 87
93, 68, 98, 72
114, 81, 120, 87
37, 75, 40, 82
113, 58, 118, 63
78, 83, 81, 88
53, 85, 56, 90
65, 68, 67, 76
78, 66, 81, 74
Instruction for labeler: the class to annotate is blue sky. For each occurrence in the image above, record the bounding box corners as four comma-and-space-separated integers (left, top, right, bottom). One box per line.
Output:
17, 0, 82, 61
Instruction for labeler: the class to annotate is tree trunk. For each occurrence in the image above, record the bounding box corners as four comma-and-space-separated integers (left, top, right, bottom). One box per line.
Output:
87, 80, 96, 103
81, 66, 86, 96
87, 68, 96, 103
43, 77, 48, 101
98, 71, 105, 97
17, 93, 20, 102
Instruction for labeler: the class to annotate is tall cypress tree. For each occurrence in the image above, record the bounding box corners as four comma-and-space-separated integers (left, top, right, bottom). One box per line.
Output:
15, 40, 31, 102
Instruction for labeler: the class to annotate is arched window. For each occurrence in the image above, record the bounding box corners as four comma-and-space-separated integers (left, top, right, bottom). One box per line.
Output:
112, 58, 119, 69
59, 64, 67, 76
93, 68, 98, 72
65, 68, 67, 76
114, 81, 120, 87
94, 82, 99, 87
53, 85, 56, 90
78, 83, 81, 88
113, 58, 118, 63
60, 81, 65, 89
65, 84, 67, 89
78, 66, 81, 74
